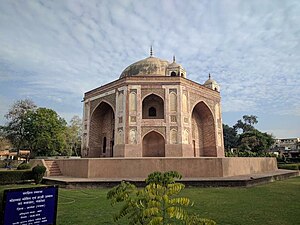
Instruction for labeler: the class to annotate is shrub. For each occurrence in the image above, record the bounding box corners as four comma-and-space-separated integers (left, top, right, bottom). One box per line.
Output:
226, 151, 276, 158
0, 170, 33, 185
17, 163, 31, 170
32, 164, 46, 184
0, 160, 6, 168
277, 163, 299, 170
286, 158, 300, 163
107, 171, 216, 225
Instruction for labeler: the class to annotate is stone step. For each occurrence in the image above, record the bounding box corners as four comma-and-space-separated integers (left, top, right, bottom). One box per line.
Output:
44, 160, 62, 176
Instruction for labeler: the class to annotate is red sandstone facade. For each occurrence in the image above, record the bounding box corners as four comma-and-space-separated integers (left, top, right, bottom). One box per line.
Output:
82, 54, 224, 158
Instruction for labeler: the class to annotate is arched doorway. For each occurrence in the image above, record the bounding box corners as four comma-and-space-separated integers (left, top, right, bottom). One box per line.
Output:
142, 131, 165, 157
89, 102, 115, 157
142, 94, 164, 119
191, 102, 217, 157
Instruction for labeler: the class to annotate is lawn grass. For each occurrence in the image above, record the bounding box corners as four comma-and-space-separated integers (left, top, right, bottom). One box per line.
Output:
184, 177, 300, 225
1, 177, 299, 225
57, 177, 300, 225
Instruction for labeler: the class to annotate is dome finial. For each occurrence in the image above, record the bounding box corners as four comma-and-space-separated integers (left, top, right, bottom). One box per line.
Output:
209, 73, 211, 79
150, 45, 153, 57
173, 55, 176, 62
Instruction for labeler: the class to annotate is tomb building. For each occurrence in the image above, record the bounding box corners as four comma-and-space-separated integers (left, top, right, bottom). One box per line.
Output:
82, 50, 224, 158
35, 50, 279, 181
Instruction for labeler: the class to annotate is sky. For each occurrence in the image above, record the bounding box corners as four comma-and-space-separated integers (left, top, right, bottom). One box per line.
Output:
0, 0, 299, 138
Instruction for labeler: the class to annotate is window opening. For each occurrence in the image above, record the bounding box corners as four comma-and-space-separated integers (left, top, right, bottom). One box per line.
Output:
149, 107, 157, 117
103, 137, 107, 153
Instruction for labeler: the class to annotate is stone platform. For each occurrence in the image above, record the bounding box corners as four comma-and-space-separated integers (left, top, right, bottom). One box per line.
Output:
43, 170, 298, 188
29, 157, 299, 188
31, 157, 278, 179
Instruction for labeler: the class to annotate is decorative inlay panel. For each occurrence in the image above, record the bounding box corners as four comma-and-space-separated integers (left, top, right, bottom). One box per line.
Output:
118, 117, 123, 124
170, 115, 177, 123
170, 92, 177, 112
170, 129, 178, 144
117, 91, 124, 112
129, 128, 137, 144
130, 116, 137, 123
117, 128, 124, 144
183, 129, 189, 144
169, 89, 177, 94
182, 93, 188, 113
129, 90, 137, 111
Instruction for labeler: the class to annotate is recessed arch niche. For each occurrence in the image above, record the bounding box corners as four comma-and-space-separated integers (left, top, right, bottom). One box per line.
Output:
191, 102, 217, 157
89, 101, 115, 157
142, 94, 164, 119
142, 131, 165, 157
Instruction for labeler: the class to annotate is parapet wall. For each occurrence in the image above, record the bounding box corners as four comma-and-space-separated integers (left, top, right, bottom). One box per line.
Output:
53, 157, 277, 179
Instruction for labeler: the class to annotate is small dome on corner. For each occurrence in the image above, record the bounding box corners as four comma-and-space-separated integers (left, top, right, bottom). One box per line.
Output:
204, 74, 220, 92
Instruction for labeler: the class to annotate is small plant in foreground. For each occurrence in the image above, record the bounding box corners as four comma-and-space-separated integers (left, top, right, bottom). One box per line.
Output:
107, 171, 216, 225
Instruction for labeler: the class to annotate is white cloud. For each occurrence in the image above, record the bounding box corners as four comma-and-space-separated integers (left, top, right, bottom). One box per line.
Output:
264, 129, 300, 139
0, 96, 10, 124
0, 0, 299, 135
47, 95, 63, 103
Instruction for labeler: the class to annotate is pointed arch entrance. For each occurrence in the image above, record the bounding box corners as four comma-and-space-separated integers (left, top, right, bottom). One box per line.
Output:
142, 94, 164, 119
89, 102, 115, 157
142, 131, 165, 157
191, 102, 217, 157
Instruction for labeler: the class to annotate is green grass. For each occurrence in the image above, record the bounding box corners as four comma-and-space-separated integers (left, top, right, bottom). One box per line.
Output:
184, 177, 300, 225
1, 177, 300, 225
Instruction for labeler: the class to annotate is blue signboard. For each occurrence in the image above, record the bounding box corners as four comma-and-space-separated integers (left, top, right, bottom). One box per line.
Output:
2, 186, 58, 225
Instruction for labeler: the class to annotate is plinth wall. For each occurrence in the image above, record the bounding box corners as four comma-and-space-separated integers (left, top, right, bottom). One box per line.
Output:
53, 157, 277, 179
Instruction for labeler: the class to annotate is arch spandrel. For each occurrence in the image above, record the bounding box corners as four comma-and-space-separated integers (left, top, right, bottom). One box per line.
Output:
90, 95, 116, 117
141, 128, 166, 140
141, 88, 165, 100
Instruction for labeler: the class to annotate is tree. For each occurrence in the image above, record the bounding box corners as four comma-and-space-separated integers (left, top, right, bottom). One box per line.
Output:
242, 115, 258, 126
223, 124, 238, 151
65, 116, 82, 156
224, 115, 274, 156
3, 99, 37, 149
107, 171, 216, 225
23, 107, 67, 156
0, 136, 12, 150
238, 129, 274, 154
233, 115, 258, 133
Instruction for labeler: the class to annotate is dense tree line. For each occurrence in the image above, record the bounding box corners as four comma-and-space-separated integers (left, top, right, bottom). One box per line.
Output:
223, 115, 274, 156
0, 99, 82, 157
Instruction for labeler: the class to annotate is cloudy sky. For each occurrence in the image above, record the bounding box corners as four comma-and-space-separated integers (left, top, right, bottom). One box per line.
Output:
0, 0, 299, 138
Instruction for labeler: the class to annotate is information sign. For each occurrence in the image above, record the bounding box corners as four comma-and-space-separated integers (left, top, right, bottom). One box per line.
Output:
2, 186, 58, 225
